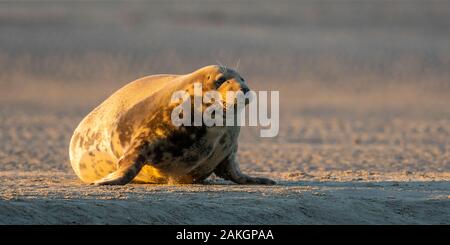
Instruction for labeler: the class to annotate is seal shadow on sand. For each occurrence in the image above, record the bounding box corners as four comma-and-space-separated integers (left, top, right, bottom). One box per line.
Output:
132, 177, 450, 192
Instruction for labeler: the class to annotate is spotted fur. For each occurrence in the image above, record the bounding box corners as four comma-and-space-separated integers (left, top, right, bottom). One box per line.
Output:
69, 65, 275, 185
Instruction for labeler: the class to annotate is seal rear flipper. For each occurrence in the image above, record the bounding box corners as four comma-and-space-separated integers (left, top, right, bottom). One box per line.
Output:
93, 148, 146, 185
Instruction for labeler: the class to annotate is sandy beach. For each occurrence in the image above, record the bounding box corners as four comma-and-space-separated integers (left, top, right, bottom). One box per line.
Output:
1, 1, 450, 224
1, 170, 450, 224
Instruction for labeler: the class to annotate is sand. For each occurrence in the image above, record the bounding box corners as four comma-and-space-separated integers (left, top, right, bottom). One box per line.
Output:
1, 170, 450, 224
0, 169, 450, 224
1, 1, 450, 224
1, 101, 450, 224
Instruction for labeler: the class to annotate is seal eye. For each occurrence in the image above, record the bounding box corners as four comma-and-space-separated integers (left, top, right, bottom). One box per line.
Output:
215, 77, 227, 87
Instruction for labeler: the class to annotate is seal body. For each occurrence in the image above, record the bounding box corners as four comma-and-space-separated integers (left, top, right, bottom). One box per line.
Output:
69, 65, 275, 185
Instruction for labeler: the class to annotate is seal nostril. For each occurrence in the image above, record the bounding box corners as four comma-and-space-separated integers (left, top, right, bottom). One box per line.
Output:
241, 87, 250, 94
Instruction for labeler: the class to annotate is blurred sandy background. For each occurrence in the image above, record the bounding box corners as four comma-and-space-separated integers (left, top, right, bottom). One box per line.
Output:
1, 0, 450, 224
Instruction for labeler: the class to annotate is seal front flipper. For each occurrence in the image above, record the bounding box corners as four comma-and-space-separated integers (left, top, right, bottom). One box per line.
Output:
214, 150, 276, 185
93, 146, 146, 185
